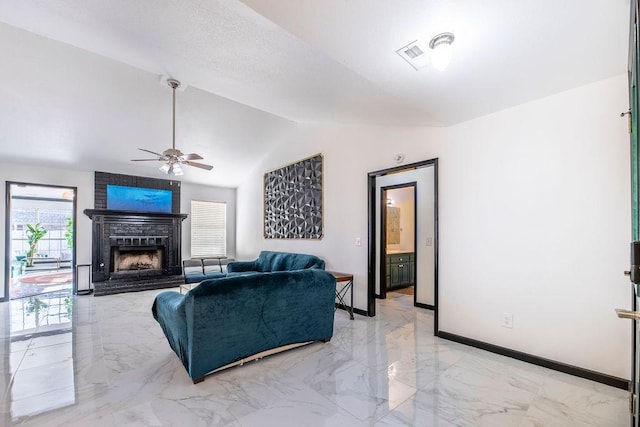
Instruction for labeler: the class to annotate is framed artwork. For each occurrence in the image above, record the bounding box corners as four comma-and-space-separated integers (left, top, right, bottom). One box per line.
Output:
386, 207, 400, 244
264, 154, 323, 239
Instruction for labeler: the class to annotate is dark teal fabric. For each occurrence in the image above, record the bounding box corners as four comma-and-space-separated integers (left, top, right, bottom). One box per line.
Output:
184, 271, 206, 284
204, 271, 225, 280
152, 269, 336, 381
226, 251, 325, 275
152, 292, 189, 368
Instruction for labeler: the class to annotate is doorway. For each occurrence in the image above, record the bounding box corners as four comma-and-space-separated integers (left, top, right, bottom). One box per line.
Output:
380, 183, 417, 300
367, 159, 438, 329
4, 182, 77, 301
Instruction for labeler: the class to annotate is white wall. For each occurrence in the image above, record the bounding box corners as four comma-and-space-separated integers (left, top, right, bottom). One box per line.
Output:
0, 162, 94, 300
438, 75, 631, 378
236, 74, 631, 379
236, 124, 445, 312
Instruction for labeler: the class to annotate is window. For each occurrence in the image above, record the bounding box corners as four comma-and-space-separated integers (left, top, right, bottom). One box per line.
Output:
190, 200, 226, 258
11, 207, 73, 259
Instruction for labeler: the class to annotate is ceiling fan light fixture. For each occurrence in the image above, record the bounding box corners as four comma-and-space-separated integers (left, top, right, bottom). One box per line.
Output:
132, 77, 213, 175
429, 32, 455, 71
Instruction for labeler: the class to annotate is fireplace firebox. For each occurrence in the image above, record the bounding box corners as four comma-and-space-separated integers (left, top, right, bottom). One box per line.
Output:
109, 235, 166, 274
113, 248, 163, 272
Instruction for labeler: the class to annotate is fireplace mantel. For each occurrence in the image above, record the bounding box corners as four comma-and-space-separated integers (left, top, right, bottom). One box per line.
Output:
84, 209, 188, 221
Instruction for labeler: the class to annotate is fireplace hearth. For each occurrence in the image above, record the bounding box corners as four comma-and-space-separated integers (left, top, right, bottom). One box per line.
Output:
84, 209, 187, 295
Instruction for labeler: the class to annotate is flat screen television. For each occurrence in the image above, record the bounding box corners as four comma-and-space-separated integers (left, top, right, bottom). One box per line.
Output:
106, 185, 172, 213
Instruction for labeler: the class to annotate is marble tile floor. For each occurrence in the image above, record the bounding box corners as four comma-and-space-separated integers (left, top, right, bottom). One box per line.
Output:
0, 288, 628, 426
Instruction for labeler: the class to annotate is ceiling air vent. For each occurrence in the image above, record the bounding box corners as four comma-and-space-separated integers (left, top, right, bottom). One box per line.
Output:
404, 45, 424, 59
396, 40, 429, 70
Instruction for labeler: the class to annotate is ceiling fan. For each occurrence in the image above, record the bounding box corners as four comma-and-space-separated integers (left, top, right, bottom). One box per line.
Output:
131, 78, 213, 176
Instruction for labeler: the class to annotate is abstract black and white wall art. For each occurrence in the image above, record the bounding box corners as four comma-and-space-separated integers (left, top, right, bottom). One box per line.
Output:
264, 154, 323, 239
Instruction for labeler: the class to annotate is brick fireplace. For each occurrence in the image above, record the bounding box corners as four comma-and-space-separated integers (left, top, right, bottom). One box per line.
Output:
85, 172, 187, 296
84, 210, 187, 295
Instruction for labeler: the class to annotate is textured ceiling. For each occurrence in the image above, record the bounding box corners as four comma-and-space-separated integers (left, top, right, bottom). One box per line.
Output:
243, 0, 628, 125
0, 0, 629, 186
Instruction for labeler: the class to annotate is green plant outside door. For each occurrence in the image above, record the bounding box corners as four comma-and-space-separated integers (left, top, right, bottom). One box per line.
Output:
25, 223, 47, 266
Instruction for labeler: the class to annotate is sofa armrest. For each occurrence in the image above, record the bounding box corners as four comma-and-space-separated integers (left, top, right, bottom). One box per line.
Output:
152, 291, 190, 368
226, 260, 258, 273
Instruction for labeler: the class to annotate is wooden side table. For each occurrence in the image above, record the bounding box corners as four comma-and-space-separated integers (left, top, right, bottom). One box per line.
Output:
327, 271, 354, 320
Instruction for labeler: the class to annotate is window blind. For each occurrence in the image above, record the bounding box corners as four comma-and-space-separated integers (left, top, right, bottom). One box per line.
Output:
190, 200, 226, 258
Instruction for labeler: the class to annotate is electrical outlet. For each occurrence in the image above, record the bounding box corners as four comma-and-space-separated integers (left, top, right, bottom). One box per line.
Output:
355, 237, 362, 247
502, 312, 513, 329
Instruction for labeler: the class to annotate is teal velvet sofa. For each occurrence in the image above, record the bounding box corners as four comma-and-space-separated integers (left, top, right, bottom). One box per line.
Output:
152, 269, 336, 383
226, 251, 325, 275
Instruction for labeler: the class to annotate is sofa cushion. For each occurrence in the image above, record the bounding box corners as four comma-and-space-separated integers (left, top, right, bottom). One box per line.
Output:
258, 251, 325, 271
204, 271, 225, 280
227, 251, 325, 275
184, 271, 206, 284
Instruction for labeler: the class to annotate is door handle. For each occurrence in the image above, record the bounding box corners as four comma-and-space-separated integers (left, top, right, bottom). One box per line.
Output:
616, 308, 640, 320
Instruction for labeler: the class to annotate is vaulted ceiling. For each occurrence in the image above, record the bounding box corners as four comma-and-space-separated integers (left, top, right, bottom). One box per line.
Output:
0, 0, 628, 186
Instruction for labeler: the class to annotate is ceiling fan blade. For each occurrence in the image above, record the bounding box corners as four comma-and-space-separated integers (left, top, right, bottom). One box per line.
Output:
185, 160, 214, 171
131, 158, 162, 162
182, 153, 203, 161
138, 148, 166, 157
